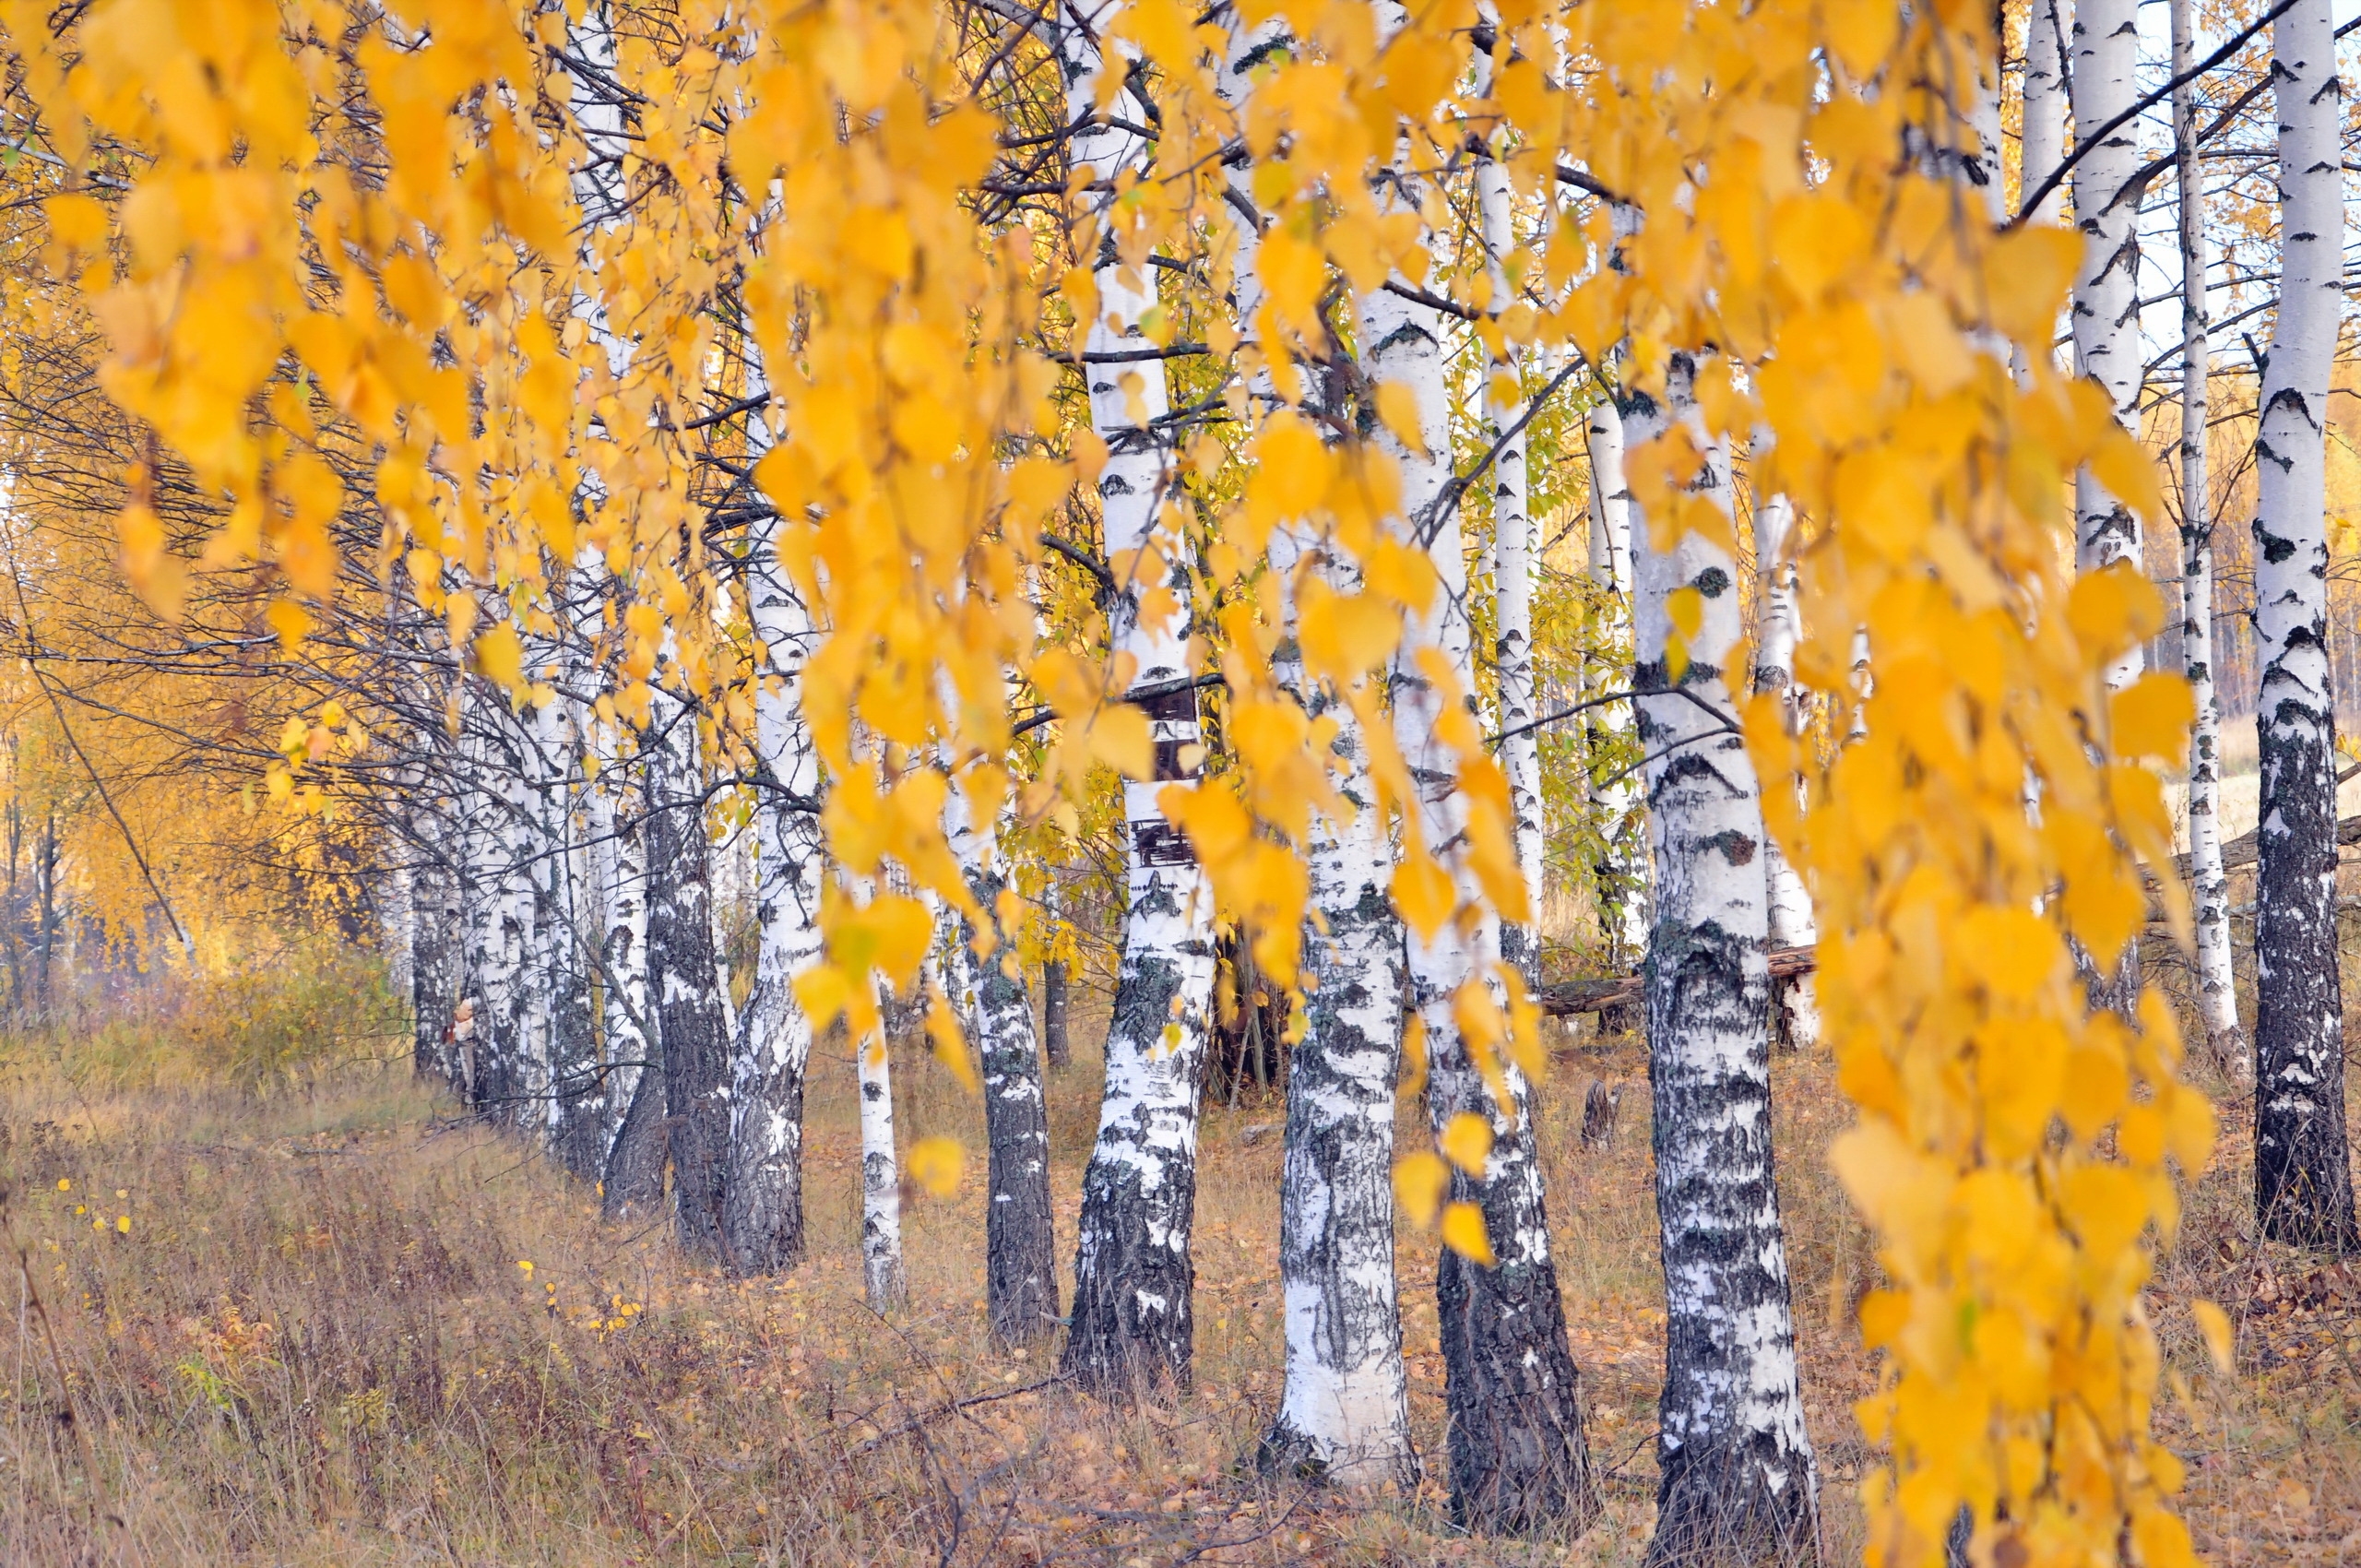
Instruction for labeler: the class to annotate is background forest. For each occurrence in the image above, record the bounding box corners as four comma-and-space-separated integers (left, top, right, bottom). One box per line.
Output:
0, 0, 2353, 1563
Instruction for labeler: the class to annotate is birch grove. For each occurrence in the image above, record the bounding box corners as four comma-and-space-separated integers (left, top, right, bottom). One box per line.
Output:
0, 0, 2345, 1560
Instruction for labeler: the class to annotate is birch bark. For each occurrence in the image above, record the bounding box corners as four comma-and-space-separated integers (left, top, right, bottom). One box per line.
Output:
592, 747, 663, 1218
1362, 125, 1595, 1528
1234, 21, 1414, 1475
721, 517, 826, 1272
946, 788, 1060, 1343
2171, 0, 2244, 1076
2069, 0, 2145, 607
1060, 0, 1221, 1396
859, 1021, 908, 1311
1477, 110, 1544, 989
2250, 0, 2352, 1248
1584, 399, 1649, 974
645, 689, 737, 1261
1628, 360, 1819, 1567
1750, 490, 1818, 1051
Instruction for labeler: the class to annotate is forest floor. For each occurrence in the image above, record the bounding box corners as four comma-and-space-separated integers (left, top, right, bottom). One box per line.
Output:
0, 973, 2355, 1565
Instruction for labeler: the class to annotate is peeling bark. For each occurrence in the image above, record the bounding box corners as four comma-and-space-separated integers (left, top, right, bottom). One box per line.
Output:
2170, 0, 2244, 1078
645, 693, 736, 1262
1060, 0, 1219, 1398
2251, 0, 2352, 1249
1628, 362, 1819, 1568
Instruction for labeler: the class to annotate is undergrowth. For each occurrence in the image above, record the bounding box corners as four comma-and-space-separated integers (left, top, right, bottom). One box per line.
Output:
0, 950, 2349, 1564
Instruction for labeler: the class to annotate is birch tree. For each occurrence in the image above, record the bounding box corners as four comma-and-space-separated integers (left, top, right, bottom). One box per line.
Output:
1750, 488, 1818, 1051
946, 785, 1060, 1343
1365, 107, 1595, 1524
1628, 359, 1818, 1566
644, 685, 738, 1261
1060, 0, 1221, 1395
2250, 0, 2352, 1247
2170, 0, 2243, 1077
723, 538, 828, 1272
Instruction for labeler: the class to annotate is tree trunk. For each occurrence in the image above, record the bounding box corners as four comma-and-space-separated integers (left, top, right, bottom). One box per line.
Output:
722, 547, 824, 1274
1628, 361, 1820, 1568
1364, 174, 1596, 1531
1257, 655, 1414, 1485
536, 690, 603, 1182
1060, 0, 1219, 1398
1041, 956, 1070, 1068
1584, 398, 1648, 1018
947, 789, 1061, 1343
2170, 0, 2244, 1078
2069, 0, 2146, 1019
2251, 0, 2353, 1249
859, 1027, 908, 1310
410, 851, 461, 1083
1750, 490, 1819, 1052
645, 694, 736, 1262
1479, 121, 1544, 990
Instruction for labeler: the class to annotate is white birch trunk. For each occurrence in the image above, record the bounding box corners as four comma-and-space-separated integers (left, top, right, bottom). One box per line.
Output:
1362, 72, 1595, 1524
1477, 109, 1544, 988
1750, 490, 1819, 1051
945, 786, 1060, 1342
1584, 399, 1649, 968
1235, 28, 1414, 1469
587, 743, 659, 1216
857, 1023, 907, 1311
646, 684, 736, 1261
2170, 0, 2243, 1076
721, 513, 826, 1272
2016, 0, 2071, 382
1628, 359, 1818, 1565
2069, 0, 2145, 612
1060, 0, 1221, 1396
2250, 0, 2352, 1248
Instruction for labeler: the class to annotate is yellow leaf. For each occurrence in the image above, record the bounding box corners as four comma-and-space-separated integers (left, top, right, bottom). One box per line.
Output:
2189, 1300, 2234, 1374
1391, 851, 1454, 944
1374, 381, 1428, 457
1440, 1202, 1495, 1265
1393, 1150, 1449, 1228
906, 1136, 966, 1198
1441, 1112, 1493, 1175
2108, 672, 2194, 761
473, 623, 522, 689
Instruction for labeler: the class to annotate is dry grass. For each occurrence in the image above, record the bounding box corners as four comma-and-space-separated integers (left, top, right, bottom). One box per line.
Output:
0, 971, 2352, 1564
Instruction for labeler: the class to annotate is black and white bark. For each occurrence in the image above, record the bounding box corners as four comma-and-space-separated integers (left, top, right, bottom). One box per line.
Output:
1060, 0, 1219, 1397
720, 499, 826, 1274
1477, 80, 1544, 989
947, 788, 1060, 1343
1750, 489, 1819, 1052
409, 846, 462, 1083
645, 691, 737, 1262
1361, 96, 1596, 1526
2250, 0, 2353, 1249
1628, 362, 1819, 1568
2170, 0, 2245, 1077
1584, 398, 1649, 980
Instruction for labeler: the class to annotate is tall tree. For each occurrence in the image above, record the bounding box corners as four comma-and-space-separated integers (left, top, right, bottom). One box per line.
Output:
1366, 38, 1596, 1518
2250, 0, 2352, 1247
1629, 359, 1819, 1567
645, 685, 737, 1261
1060, 0, 1221, 1396
946, 785, 1060, 1344
1750, 487, 1818, 1051
2170, 0, 2243, 1078
724, 538, 827, 1272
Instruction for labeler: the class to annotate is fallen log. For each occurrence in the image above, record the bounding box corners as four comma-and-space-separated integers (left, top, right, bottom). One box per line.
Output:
1537, 944, 1818, 1017
2172, 810, 2361, 882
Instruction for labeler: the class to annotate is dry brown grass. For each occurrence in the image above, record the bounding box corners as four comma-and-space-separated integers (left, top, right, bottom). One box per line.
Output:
0, 973, 2352, 1565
